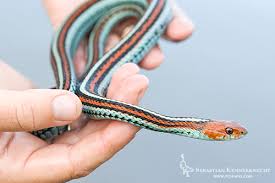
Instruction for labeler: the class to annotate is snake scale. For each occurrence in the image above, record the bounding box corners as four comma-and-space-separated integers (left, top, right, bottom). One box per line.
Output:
32, 0, 247, 141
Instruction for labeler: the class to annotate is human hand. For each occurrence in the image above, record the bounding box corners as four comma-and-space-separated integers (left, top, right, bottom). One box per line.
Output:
0, 0, 195, 182
0, 61, 148, 182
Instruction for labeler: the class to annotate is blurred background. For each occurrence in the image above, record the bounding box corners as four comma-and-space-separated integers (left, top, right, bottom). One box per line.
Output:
0, 0, 274, 182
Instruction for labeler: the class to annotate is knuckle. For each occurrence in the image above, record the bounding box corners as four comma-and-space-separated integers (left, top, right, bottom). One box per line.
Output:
125, 63, 140, 74
113, 63, 140, 80
137, 74, 150, 86
124, 74, 149, 91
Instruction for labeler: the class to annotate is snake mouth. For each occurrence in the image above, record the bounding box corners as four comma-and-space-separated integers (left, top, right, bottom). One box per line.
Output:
240, 129, 248, 136
201, 120, 248, 141
235, 126, 248, 139
216, 133, 247, 141
238, 129, 248, 139
224, 129, 248, 140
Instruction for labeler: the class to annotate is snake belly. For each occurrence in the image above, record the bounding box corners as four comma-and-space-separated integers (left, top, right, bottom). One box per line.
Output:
32, 0, 247, 141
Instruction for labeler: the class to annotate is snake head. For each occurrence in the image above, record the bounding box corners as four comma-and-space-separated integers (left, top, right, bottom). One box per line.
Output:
202, 120, 248, 140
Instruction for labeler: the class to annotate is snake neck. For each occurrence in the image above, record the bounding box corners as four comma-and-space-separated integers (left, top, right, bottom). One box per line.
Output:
78, 92, 211, 140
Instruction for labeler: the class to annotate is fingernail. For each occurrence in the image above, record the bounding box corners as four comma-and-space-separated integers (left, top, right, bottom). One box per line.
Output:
52, 95, 79, 121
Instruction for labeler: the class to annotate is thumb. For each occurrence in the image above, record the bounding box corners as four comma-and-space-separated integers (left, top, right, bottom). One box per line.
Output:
0, 89, 82, 131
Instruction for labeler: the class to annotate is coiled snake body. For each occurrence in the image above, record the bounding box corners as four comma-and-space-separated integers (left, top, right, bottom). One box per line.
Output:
32, 0, 247, 141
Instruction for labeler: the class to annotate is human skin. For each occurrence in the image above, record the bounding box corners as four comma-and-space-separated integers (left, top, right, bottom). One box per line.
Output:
0, 0, 194, 182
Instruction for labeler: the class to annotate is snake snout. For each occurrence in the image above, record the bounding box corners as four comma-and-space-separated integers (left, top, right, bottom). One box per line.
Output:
202, 120, 248, 140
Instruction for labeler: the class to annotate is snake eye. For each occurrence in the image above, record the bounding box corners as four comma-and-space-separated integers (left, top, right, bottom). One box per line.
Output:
225, 127, 234, 135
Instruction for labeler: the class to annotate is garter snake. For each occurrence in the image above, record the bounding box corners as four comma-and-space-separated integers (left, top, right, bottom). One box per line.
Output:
32, 0, 248, 141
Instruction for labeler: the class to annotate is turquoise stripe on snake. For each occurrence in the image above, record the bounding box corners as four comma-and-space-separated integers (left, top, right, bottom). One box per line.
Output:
32, 0, 248, 141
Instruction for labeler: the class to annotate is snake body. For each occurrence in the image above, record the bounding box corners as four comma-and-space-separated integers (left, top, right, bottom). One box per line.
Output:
32, 0, 247, 141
